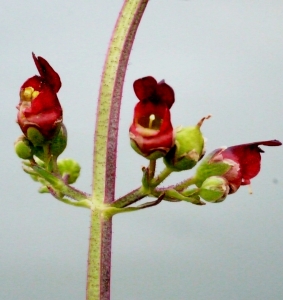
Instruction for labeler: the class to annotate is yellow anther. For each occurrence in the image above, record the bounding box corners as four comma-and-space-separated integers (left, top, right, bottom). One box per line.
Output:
149, 114, 155, 129
20, 87, 39, 101
31, 90, 39, 100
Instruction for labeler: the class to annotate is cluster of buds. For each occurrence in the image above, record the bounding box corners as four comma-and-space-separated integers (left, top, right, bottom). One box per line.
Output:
15, 54, 81, 193
129, 76, 281, 204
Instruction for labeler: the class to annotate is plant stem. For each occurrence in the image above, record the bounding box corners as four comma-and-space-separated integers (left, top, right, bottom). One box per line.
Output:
150, 167, 172, 188
87, 1, 149, 299
112, 187, 146, 208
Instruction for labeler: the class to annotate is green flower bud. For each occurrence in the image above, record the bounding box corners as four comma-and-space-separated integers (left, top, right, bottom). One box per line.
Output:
14, 135, 34, 159
58, 159, 81, 184
199, 176, 229, 203
163, 116, 210, 171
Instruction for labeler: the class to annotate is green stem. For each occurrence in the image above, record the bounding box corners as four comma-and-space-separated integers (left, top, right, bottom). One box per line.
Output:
150, 167, 172, 188
87, 1, 149, 299
112, 187, 146, 208
174, 176, 197, 191
31, 165, 89, 201
148, 159, 156, 180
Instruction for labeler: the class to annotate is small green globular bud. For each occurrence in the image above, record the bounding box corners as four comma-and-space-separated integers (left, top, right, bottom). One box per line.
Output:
14, 136, 34, 159
26, 127, 46, 147
199, 176, 229, 203
163, 116, 210, 171
50, 123, 67, 158
58, 159, 81, 184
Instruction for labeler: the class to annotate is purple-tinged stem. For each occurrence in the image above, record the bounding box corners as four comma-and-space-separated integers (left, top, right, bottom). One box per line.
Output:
87, 1, 149, 299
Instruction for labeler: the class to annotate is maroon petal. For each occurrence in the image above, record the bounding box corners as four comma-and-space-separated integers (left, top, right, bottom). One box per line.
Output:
223, 140, 282, 183
133, 76, 157, 101
129, 101, 174, 157
156, 81, 175, 109
32, 53, 61, 93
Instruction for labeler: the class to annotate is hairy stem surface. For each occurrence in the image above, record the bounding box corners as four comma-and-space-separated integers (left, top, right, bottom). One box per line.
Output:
87, 1, 149, 299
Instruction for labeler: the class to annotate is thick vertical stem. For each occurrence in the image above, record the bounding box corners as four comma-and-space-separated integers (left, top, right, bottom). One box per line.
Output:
86, 1, 149, 299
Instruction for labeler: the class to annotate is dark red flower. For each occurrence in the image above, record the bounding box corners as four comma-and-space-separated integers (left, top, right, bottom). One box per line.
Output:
17, 53, 62, 143
196, 140, 282, 194
129, 76, 175, 159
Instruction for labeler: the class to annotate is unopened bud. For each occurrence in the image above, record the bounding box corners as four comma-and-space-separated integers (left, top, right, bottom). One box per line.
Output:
14, 135, 34, 159
58, 159, 81, 184
163, 116, 210, 171
199, 176, 229, 203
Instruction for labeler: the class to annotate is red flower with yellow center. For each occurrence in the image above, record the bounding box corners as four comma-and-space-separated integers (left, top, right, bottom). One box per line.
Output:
17, 53, 62, 144
129, 76, 175, 159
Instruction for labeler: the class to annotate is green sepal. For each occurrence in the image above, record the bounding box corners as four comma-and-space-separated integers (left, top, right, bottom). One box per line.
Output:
199, 176, 229, 203
181, 187, 199, 197
38, 186, 50, 193
194, 149, 231, 187
141, 167, 151, 191
14, 135, 34, 159
32, 165, 63, 189
163, 125, 205, 171
130, 139, 166, 160
26, 127, 45, 146
57, 158, 81, 184
165, 189, 204, 205
50, 124, 67, 158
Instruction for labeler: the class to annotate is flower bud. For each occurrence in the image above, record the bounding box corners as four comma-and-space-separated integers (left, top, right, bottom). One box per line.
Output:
163, 116, 210, 171
199, 176, 229, 203
17, 53, 62, 144
57, 159, 81, 184
14, 135, 34, 159
163, 126, 204, 172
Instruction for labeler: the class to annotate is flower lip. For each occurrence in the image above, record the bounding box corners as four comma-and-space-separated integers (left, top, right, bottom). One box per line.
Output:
32, 52, 61, 93
133, 76, 175, 108
219, 139, 282, 187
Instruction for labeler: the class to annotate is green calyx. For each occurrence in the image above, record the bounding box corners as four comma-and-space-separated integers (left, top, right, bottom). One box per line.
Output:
49, 124, 67, 158
163, 125, 205, 171
14, 135, 34, 159
199, 176, 229, 203
130, 139, 167, 160
32, 124, 67, 161
194, 148, 231, 187
26, 127, 45, 146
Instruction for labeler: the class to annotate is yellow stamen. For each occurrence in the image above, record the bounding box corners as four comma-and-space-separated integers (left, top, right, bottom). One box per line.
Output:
149, 114, 155, 129
20, 87, 39, 102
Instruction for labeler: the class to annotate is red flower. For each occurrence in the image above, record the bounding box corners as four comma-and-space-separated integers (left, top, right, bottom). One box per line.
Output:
196, 140, 282, 194
17, 53, 62, 143
129, 76, 175, 159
